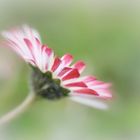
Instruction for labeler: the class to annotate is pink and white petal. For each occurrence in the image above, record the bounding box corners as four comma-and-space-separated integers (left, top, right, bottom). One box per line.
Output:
31, 43, 42, 70
72, 61, 86, 73
85, 81, 112, 98
94, 89, 112, 98
2, 31, 33, 60
57, 67, 72, 77
90, 80, 105, 84
2, 25, 42, 68
87, 82, 112, 90
12, 25, 41, 54
23, 38, 36, 59
63, 81, 87, 91
83, 76, 97, 83
51, 57, 62, 72
45, 47, 55, 70
54, 54, 73, 75
26, 59, 36, 66
62, 75, 96, 85
7, 41, 35, 66
22, 25, 41, 42
6, 41, 27, 58
64, 81, 87, 88
22, 26, 43, 69
61, 54, 73, 66
40, 45, 50, 72
70, 95, 108, 109
72, 88, 98, 96
62, 69, 80, 81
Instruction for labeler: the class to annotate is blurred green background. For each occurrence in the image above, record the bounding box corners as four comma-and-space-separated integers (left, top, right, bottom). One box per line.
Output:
0, 0, 140, 140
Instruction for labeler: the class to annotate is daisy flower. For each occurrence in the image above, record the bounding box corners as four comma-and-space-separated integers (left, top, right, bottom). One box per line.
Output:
1, 25, 112, 110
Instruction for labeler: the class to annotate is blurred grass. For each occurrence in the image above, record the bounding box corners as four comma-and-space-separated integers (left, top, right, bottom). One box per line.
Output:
0, 0, 140, 140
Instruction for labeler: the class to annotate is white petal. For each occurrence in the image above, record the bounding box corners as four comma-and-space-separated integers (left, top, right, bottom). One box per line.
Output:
69, 96, 108, 110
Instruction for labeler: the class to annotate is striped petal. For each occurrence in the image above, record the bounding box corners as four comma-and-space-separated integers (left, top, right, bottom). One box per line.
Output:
1, 25, 112, 109
54, 54, 73, 75
72, 61, 86, 73
61, 54, 73, 66
57, 67, 72, 77
62, 69, 80, 81
51, 57, 61, 72
64, 81, 87, 88
73, 88, 98, 96
44, 46, 54, 70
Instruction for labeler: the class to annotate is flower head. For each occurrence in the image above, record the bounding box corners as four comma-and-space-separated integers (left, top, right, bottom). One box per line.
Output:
2, 25, 112, 109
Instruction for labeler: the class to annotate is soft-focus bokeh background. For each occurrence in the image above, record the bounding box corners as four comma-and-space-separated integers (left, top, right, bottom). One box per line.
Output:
0, 0, 140, 140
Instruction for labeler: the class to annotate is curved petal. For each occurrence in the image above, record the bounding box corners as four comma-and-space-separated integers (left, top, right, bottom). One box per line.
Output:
54, 54, 73, 75
72, 61, 86, 73
62, 69, 80, 81
70, 95, 108, 109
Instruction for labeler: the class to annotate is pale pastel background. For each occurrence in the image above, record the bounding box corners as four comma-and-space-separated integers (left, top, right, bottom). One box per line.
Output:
0, 0, 140, 140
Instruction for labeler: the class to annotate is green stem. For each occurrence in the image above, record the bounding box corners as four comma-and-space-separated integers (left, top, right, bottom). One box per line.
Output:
0, 92, 36, 126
